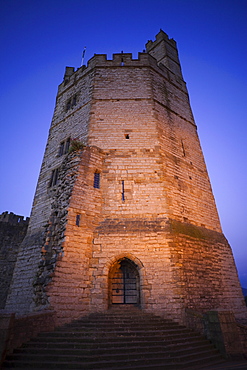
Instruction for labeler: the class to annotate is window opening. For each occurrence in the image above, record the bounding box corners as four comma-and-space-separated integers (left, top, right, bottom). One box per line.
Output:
49, 168, 59, 187
181, 139, 186, 157
58, 141, 65, 156
122, 180, 125, 201
58, 137, 71, 156
125, 134, 129, 139
94, 172, 100, 189
66, 99, 71, 111
76, 214, 80, 226
72, 95, 77, 107
64, 137, 71, 154
65, 94, 77, 112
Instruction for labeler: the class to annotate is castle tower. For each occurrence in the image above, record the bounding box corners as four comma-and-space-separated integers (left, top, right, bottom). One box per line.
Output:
5, 31, 246, 327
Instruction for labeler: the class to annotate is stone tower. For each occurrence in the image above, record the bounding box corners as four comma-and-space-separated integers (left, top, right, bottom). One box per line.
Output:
5, 30, 246, 327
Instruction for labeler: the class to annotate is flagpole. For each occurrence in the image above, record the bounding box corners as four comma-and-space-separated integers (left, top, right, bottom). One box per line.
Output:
81, 47, 86, 66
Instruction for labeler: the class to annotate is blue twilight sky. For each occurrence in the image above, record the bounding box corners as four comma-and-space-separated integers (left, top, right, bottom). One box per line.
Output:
0, 0, 246, 287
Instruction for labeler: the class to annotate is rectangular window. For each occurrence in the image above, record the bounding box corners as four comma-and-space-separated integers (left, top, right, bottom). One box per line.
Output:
76, 214, 80, 226
66, 99, 71, 111
65, 94, 77, 112
64, 137, 71, 154
49, 168, 59, 187
72, 95, 77, 107
122, 180, 125, 201
181, 139, 186, 157
94, 172, 100, 189
58, 141, 65, 156
58, 138, 70, 156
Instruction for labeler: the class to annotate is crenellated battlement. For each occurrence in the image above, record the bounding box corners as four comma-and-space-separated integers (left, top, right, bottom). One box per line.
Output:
0, 211, 29, 225
61, 52, 158, 88
87, 52, 152, 67
60, 30, 183, 95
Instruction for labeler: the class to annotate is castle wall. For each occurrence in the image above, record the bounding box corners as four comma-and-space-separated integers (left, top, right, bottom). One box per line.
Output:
28, 67, 95, 235
40, 142, 246, 324
44, 147, 104, 324
0, 213, 29, 309
5, 66, 95, 315
5, 31, 246, 327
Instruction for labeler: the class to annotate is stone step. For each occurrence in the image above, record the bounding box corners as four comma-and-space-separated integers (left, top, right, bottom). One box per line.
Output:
14, 341, 214, 357
38, 329, 193, 340
3, 352, 224, 370
32, 332, 203, 345
19, 338, 211, 352
6, 346, 219, 362
22, 336, 209, 349
54, 320, 189, 328
2, 308, 225, 369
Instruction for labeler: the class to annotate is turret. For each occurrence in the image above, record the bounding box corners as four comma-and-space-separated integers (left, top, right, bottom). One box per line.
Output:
146, 29, 183, 79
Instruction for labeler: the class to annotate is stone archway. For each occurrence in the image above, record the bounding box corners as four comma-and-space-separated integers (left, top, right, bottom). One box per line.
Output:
109, 258, 140, 306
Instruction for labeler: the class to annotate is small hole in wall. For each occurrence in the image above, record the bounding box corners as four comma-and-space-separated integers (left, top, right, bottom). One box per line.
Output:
189, 176, 192, 180
125, 134, 130, 139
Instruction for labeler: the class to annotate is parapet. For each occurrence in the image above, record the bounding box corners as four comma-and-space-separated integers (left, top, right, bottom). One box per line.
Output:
87, 52, 155, 69
60, 52, 160, 94
63, 67, 75, 84
0, 211, 30, 225
59, 30, 184, 95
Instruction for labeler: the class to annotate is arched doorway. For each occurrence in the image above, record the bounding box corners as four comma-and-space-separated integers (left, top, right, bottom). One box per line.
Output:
109, 258, 140, 306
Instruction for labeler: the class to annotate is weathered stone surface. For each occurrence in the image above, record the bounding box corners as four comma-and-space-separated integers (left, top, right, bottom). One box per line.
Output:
5, 31, 246, 336
0, 212, 29, 309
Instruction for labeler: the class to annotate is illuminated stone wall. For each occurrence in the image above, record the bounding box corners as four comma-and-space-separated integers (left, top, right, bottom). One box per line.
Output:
5, 31, 246, 325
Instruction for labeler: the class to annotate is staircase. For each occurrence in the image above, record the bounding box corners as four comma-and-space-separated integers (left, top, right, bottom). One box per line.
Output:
3, 306, 225, 369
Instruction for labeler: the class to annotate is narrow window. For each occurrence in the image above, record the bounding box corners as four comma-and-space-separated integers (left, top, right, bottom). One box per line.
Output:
49, 168, 59, 187
125, 134, 129, 139
76, 214, 80, 226
58, 141, 65, 156
122, 180, 125, 201
66, 94, 77, 112
94, 172, 100, 189
66, 98, 71, 111
64, 137, 71, 154
72, 95, 77, 107
49, 170, 55, 187
58, 138, 70, 156
181, 139, 186, 157
53, 168, 59, 186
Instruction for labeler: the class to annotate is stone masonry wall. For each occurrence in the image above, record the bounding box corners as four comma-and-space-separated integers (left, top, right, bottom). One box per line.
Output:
87, 53, 221, 232
0, 213, 29, 309
27, 67, 95, 236
90, 218, 246, 324
5, 31, 246, 329
46, 146, 104, 325
5, 64, 95, 315
32, 149, 85, 312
